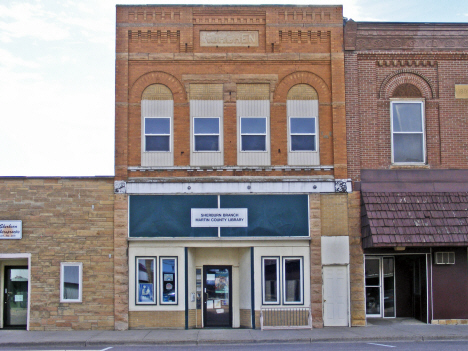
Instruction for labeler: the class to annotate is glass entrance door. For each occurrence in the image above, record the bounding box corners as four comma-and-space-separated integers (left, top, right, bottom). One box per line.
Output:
203, 266, 232, 327
365, 257, 395, 318
3, 266, 28, 329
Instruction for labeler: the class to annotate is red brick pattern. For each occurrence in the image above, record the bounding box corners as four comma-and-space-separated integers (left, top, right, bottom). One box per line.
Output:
345, 22, 468, 183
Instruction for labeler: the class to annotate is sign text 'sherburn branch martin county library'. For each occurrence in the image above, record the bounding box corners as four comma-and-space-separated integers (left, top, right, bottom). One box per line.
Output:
191, 209, 248, 227
0, 220, 22, 239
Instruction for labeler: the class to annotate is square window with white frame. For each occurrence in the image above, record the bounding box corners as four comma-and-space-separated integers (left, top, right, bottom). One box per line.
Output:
289, 117, 317, 151
136, 257, 156, 305
283, 257, 303, 304
60, 262, 82, 303
145, 117, 171, 152
262, 257, 280, 305
193, 117, 220, 152
240, 117, 267, 151
391, 100, 425, 164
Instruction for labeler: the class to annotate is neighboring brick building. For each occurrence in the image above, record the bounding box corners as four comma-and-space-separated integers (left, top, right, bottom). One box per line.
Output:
114, 5, 364, 330
0, 178, 115, 330
345, 21, 468, 324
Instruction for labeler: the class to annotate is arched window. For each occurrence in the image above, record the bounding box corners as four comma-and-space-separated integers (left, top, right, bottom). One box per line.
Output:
287, 84, 319, 166
390, 84, 425, 164
141, 84, 174, 166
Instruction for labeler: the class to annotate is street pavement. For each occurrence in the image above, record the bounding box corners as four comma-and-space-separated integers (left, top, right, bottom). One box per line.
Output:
1, 318, 468, 348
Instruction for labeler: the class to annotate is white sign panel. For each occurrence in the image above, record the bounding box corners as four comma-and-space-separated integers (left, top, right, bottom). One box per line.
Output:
0, 221, 22, 239
191, 208, 248, 227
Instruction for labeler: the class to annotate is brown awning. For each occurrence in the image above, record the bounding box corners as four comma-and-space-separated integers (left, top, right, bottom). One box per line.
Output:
362, 192, 468, 248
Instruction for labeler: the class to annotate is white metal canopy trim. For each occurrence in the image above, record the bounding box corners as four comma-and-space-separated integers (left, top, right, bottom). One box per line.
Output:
125, 180, 352, 194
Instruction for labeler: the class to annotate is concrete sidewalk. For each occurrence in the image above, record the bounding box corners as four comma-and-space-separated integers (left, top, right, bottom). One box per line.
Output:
1, 321, 468, 348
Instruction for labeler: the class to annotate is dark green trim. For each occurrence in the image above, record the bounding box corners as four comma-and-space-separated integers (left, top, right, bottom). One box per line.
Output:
251, 247, 255, 329
185, 247, 188, 330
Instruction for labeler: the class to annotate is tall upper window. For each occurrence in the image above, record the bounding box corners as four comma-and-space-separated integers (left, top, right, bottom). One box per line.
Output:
189, 84, 224, 166
391, 100, 425, 164
237, 84, 271, 166
287, 84, 319, 166
141, 84, 174, 166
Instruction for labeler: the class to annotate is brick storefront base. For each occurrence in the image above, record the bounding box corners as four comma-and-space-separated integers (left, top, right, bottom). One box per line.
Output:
129, 311, 185, 329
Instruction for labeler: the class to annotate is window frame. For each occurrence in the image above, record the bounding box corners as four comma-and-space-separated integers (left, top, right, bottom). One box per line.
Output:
193, 117, 220, 152
160, 257, 178, 305
282, 256, 304, 305
240, 116, 268, 152
288, 116, 317, 152
390, 99, 426, 165
262, 256, 280, 305
60, 262, 82, 303
144, 116, 172, 152
135, 257, 157, 305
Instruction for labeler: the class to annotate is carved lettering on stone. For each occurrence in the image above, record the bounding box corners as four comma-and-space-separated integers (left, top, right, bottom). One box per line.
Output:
200, 31, 259, 47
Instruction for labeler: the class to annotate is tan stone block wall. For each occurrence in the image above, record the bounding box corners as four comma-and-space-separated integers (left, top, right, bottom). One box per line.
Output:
196, 309, 202, 328
309, 194, 323, 328
254, 310, 261, 330
188, 309, 196, 328
240, 309, 251, 328
0, 178, 115, 331
432, 319, 468, 325
348, 191, 366, 326
321, 194, 349, 236
114, 194, 129, 330
129, 311, 185, 329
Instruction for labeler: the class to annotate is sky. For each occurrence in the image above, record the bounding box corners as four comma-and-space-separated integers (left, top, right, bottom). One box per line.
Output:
1, 0, 467, 177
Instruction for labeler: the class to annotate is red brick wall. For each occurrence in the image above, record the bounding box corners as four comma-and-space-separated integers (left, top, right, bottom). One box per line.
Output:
345, 21, 468, 182
115, 5, 347, 180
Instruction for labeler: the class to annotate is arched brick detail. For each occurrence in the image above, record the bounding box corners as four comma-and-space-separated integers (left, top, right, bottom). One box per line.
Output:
380, 71, 434, 100
130, 71, 187, 103
274, 71, 331, 103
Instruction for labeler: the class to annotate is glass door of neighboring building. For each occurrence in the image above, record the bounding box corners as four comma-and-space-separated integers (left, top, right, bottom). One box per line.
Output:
203, 266, 232, 327
3, 266, 28, 329
365, 257, 395, 318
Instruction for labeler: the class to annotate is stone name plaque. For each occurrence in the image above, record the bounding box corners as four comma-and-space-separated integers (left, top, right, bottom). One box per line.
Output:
200, 31, 259, 47
455, 84, 468, 99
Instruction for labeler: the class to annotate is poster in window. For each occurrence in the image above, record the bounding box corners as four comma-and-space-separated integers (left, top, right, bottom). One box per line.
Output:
138, 283, 154, 303
215, 273, 228, 293
164, 273, 173, 282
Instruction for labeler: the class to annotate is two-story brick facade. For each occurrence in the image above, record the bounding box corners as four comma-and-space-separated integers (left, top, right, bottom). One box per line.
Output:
114, 5, 365, 330
345, 20, 468, 324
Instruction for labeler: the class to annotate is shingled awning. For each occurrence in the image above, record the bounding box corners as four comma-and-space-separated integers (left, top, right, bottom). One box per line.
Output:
361, 192, 468, 248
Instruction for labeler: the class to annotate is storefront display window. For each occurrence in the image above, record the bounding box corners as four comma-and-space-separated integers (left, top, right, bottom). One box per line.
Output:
283, 257, 303, 304
160, 257, 177, 304
262, 257, 279, 304
136, 257, 156, 305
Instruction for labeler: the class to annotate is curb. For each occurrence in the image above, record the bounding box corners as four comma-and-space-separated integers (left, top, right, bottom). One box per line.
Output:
2, 335, 468, 348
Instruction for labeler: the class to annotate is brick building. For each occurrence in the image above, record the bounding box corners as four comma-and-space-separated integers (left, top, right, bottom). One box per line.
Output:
345, 20, 468, 324
114, 5, 364, 330
0, 178, 115, 330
